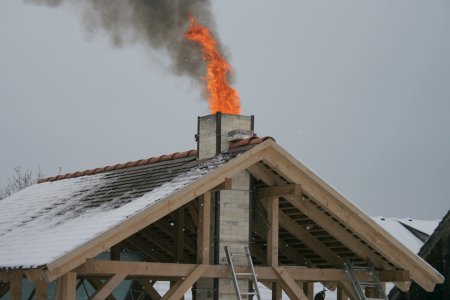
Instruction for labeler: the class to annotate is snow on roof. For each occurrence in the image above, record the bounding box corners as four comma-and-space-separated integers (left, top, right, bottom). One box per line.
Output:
0, 155, 228, 269
372, 216, 440, 254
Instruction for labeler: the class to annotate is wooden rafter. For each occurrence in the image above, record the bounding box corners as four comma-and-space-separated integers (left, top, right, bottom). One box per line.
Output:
261, 143, 444, 291
279, 211, 342, 267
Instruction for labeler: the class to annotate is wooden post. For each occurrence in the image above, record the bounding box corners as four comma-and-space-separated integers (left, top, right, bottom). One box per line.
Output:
176, 208, 185, 263
10, 272, 22, 300
267, 197, 280, 300
303, 282, 314, 299
59, 272, 77, 300
197, 193, 211, 264
35, 278, 49, 300
337, 284, 348, 300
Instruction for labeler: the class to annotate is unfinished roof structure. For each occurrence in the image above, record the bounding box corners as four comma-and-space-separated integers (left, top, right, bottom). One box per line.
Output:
0, 113, 444, 300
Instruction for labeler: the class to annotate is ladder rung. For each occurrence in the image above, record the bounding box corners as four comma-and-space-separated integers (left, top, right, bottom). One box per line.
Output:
240, 292, 258, 295
359, 281, 379, 287
235, 272, 253, 276
230, 253, 247, 256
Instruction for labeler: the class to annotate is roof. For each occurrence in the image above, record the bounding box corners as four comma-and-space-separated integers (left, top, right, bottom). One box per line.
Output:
372, 216, 440, 253
0, 154, 227, 269
0, 138, 444, 291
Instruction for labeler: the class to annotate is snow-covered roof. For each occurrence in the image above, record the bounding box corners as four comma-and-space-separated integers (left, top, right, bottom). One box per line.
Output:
0, 155, 228, 269
372, 216, 440, 255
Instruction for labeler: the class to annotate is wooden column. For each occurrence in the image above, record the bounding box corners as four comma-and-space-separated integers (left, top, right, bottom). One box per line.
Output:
55, 272, 77, 300
197, 192, 211, 264
266, 197, 280, 300
337, 285, 348, 300
35, 278, 49, 300
176, 208, 185, 263
10, 272, 22, 300
303, 282, 314, 299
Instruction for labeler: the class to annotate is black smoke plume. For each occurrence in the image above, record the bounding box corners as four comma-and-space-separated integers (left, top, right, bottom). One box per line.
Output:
25, 0, 225, 85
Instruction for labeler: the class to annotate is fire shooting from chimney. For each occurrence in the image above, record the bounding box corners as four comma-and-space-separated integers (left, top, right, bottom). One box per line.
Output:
25, 0, 242, 114
185, 17, 241, 115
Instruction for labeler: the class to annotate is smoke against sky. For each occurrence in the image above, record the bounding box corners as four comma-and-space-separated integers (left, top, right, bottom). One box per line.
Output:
25, 0, 222, 86
1, 1, 449, 219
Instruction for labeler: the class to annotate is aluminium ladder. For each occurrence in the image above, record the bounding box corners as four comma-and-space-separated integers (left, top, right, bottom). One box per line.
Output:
343, 257, 388, 300
225, 246, 262, 300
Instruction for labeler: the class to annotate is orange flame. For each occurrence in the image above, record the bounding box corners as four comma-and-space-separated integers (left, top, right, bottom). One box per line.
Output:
185, 17, 241, 114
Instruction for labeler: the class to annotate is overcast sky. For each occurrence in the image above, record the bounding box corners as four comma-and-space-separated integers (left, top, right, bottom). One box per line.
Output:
1, 1, 449, 219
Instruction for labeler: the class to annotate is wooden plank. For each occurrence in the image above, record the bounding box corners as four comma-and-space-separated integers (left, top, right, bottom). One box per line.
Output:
161, 264, 207, 300
285, 196, 390, 269
60, 272, 77, 300
87, 278, 117, 300
0, 282, 10, 298
303, 282, 314, 299
138, 279, 162, 300
273, 267, 308, 300
46, 140, 271, 281
75, 260, 409, 282
176, 208, 185, 262
10, 272, 22, 300
197, 192, 211, 264
186, 202, 199, 227
250, 161, 387, 269
91, 273, 127, 300
35, 278, 49, 300
279, 211, 342, 267
267, 197, 279, 267
258, 184, 301, 198
261, 144, 444, 291
212, 178, 232, 191
394, 280, 411, 292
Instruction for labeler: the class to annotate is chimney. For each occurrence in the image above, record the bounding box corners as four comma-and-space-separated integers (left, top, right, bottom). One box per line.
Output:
195, 112, 254, 300
197, 112, 254, 159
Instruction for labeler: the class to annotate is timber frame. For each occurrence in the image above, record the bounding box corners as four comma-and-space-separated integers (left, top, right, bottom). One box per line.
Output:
0, 140, 444, 300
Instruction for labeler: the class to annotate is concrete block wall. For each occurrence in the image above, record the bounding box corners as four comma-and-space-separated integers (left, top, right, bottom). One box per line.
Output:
197, 113, 253, 299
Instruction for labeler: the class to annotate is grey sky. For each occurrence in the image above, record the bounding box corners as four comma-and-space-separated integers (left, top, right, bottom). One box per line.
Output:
1, 0, 449, 219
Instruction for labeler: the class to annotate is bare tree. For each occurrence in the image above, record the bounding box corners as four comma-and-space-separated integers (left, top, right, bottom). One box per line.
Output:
0, 167, 44, 200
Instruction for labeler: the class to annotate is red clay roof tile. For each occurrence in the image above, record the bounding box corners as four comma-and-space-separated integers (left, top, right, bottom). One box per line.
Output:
37, 136, 273, 184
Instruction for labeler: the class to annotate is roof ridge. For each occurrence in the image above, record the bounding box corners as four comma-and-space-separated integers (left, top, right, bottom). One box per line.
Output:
37, 149, 198, 183
37, 136, 275, 184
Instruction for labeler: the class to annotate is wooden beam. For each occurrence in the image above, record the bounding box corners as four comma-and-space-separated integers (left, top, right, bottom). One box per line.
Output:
250, 161, 387, 270
75, 260, 409, 282
154, 219, 196, 254
45, 141, 270, 281
186, 201, 199, 227
87, 278, 117, 300
394, 280, 412, 292
90, 273, 127, 300
279, 211, 342, 267
34, 278, 49, 300
258, 184, 301, 198
212, 178, 232, 191
261, 144, 444, 291
138, 279, 162, 300
10, 272, 22, 300
303, 281, 314, 299
285, 196, 389, 269
58, 272, 77, 300
0, 282, 10, 298
266, 197, 279, 267
175, 208, 185, 262
161, 264, 207, 300
197, 192, 211, 264
273, 267, 308, 300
